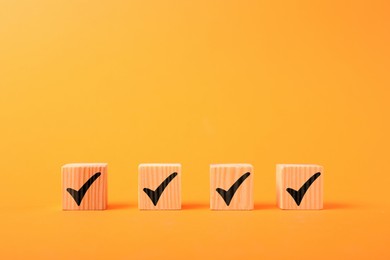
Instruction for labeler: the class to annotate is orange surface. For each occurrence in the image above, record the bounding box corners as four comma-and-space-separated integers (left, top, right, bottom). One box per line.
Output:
0, 0, 390, 259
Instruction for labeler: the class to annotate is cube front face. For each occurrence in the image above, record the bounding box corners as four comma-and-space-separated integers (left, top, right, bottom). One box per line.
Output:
276, 164, 323, 210
62, 163, 108, 210
138, 164, 181, 210
210, 164, 254, 210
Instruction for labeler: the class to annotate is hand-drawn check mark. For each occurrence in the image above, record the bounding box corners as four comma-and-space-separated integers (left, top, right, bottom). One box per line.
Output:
216, 172, 251, 206
66, 172, 101, 206
286, 172, 321, 206
143, 172, 178, 206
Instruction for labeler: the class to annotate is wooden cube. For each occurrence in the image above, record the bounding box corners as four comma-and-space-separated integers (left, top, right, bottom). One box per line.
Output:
138, 163, 181, 210
276, 164, 323, 210
210, 164, 254, 210
62, 163, 107, 210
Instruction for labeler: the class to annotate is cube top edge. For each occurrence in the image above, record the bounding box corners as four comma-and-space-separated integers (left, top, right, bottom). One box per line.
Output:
138, 163, 181, 168
62, 163, 108, 168
210, 163, 253, 168
277, 164, 322, 168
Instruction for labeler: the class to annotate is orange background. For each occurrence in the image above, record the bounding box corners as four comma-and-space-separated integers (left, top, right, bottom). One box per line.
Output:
1, 0, 389, 259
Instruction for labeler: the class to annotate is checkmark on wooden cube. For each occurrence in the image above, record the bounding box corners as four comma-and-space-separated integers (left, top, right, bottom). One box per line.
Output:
138, 163, 181, 210
210, 164, 254, 210
276, 164, 323, 210
62, 163, 108, 210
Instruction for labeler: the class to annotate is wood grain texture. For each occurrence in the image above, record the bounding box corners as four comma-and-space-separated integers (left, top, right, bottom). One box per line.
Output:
62, 163, 107, 210
138, 163, 181, 210
276, 164, 323, 210
210, 164, 254, 210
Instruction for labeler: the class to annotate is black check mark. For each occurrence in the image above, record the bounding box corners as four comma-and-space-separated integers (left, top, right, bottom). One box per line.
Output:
66, 172, 101, 206
143, 172, 178, 206
286, 172, 321, 206
216, 172, 251, 206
